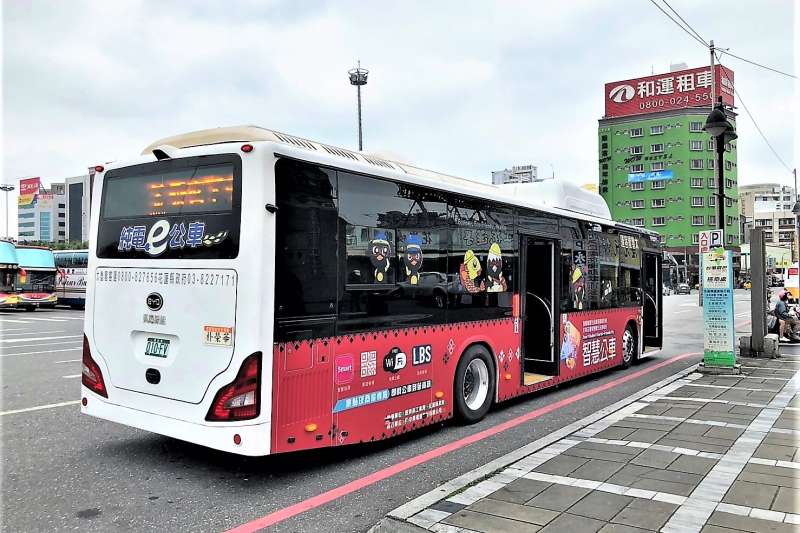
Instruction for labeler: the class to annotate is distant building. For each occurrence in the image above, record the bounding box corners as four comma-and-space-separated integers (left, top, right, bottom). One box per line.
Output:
492, 164, 538, 185
17, 177, 66, 243
65, 174, 91, 242
739, 183, 796, 250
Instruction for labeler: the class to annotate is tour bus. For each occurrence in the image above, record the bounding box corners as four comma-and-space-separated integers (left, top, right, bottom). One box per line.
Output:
15, 245, 57, 310
0, 240, 19, 308
54, 249, 89, 308
82, 126, 663, 456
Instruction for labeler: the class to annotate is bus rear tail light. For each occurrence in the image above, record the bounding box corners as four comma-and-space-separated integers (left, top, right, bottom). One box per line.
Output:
82, 334, 108, 398
206, 352, 261, 421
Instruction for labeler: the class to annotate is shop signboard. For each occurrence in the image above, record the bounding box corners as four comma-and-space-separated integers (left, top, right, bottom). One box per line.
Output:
702, 249, 735, 367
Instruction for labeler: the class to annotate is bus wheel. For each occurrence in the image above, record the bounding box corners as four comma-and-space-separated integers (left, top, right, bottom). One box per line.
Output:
454, 346, 495, 423
621, 325, 637, 368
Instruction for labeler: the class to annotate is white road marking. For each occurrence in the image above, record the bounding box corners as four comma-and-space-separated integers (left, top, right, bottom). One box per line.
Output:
55, 359, 81, 363
0, 400, 81, 416
22, 317, 68, 322
0, 347, 82, 357
680, 303, 697, 307
1, 335, 82, 343
5, 341, 84, 350
1, 330, 67, 337
62, 374, 81, 379
0, 318, 33, 324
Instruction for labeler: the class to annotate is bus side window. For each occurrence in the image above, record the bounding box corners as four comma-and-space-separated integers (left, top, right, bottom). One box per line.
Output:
274, 159, 338, 340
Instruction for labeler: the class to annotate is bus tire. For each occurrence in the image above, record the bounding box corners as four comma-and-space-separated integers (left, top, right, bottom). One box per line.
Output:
454, 345, 495, 424
620, 324, 637, 369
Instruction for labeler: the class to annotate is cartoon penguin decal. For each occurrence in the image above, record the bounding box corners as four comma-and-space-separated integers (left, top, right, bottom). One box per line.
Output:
459, 250, 485, 293
485, 243, 508, 292
404, 234, 423, 285
368, 231, 392, 282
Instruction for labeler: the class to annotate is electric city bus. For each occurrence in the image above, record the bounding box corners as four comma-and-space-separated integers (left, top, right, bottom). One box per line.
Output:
82, 126, 663, 456
15, 245, 57, 310
54, 249, 89, 308
0, 240, 19, 308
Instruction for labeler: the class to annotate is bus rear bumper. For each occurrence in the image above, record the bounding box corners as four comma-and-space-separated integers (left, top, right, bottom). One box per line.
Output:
81, 388, 271, 456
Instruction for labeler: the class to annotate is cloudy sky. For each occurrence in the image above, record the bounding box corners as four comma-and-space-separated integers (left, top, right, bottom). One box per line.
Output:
2, 0, 797, 237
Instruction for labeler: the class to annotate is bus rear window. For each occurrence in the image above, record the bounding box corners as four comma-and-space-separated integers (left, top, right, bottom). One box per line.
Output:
97, 154, 241, 260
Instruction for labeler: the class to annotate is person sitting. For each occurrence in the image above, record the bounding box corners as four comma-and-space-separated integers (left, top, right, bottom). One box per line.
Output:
775, 290, 800, 342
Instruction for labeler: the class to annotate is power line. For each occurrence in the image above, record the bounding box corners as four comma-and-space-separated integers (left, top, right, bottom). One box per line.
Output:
716, 53, 793, 174
660, 0, 708, 46
647, 0, 708, 47
716, 49, 796, 79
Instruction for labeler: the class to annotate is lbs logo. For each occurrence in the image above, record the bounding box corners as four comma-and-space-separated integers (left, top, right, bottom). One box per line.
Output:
412, 344, 432, 366
609, 84, 635, 103
383, 347, 407, 373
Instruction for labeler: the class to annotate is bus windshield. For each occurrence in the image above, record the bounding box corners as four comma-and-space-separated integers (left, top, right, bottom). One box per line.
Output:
96, 154, 242, 260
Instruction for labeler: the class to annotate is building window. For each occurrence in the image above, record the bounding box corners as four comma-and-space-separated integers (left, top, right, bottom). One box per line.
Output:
18, 212, 34, 219
651, 162, 664, 171
631, 164, 644, 172
690, 159, 704, 169
726, 198, 733, 207
58, 212, 65, 218
58, 203, 65, 208
692, 215, 704, 226
692, 234, 700, 244
709, 215, 716, 226
709, 195, 716, 206
58, 221, 65, 227
725, 178, 734, 188
727, 216, 734, 225
779, 218, 794, 227
725, 160, 733, 170
631, 199, 645, 209
650, 125, 664, 135
689, 140, 703, 151
651, 143, 664, 153
689, 121, 703, 132
18, 222, 35, 228
707, 159, 715, 169
707, 177, 716, 188
652, 198, 665, 208
652, 217, 665, 226
725, 142, 733, 151
691, 196, 704, 207
630, 182, 644, 191
58, 231, 65, 236
631, 218, 645, 227
630, 145, 643, 155
651, 180, 665, 190
727, 235, 734, 244
754, 219, 771, 227
691, 177, 704, 188
764, 232, 773, 240
779, 232, 794, 242
630, 128, 643, 138
708, 140, 715, 150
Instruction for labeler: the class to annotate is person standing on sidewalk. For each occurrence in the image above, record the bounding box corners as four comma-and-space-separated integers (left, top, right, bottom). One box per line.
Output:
775, 290, 800, 341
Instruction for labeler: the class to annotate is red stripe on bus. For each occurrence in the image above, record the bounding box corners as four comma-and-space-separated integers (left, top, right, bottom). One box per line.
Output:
223, 351, 700, 533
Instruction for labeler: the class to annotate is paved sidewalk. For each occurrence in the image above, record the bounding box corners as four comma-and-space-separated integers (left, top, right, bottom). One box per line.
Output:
375, 350, 800, 533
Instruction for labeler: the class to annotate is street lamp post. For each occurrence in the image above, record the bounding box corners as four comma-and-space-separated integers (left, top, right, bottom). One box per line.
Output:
704, 96, 738, 234
348, 61, 369, 151
0, 184, 15, 239
792, 169, 799, 266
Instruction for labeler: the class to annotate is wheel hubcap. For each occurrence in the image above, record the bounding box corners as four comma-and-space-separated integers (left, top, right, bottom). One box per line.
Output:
623, 329, 635, 363
463, 358, 489, 411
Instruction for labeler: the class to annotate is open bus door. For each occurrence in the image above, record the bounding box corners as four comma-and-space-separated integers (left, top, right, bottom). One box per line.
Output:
521, 235, 560, 380
642, 252, 663, 353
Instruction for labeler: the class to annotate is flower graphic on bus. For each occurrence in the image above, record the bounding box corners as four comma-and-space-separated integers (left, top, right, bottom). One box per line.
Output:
560, 316, 581, 370
459, 250, 485, 293
403, 234, 423, 285
485, 243, 507, 292
369, 231, 392, 283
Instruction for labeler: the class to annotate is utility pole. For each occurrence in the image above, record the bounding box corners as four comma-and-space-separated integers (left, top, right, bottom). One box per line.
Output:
348, 61, 369, 151
0, 184, 15, 239
700, 40, 715, 306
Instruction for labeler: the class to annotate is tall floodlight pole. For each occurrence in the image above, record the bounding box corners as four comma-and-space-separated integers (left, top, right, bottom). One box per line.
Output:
348, 61, 369, 151
0, 184, 15, 239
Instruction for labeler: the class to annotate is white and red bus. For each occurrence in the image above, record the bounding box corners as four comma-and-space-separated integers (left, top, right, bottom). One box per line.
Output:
54, 249, 88, 308
82, 126, 662, 456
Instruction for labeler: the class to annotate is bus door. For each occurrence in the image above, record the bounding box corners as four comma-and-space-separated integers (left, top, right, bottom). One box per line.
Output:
521, 235, 559, 377
642, 252, 663, 351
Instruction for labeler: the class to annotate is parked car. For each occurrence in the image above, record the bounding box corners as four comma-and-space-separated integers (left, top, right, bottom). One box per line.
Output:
676, 283, 691, 295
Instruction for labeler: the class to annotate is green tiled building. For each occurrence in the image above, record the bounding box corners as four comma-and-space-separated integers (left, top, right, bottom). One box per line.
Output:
598, 108, 739, 279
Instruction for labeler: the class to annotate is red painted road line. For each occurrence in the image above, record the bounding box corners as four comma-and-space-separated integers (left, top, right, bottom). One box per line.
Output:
224, 351, 701, 533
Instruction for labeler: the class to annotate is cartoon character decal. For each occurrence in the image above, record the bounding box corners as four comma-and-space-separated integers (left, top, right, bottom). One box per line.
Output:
459, 250, 485, 294
404, 234, 423, 285
369, 231, 392, 283
570, 265, 586, 310
485, 243, 508, 292
560, 315, 580, 370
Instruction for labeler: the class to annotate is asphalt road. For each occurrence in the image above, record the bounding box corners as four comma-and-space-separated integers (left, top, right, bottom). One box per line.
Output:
1, 291, 755, 533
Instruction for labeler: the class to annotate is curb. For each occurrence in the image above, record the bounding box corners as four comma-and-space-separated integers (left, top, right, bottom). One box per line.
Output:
376, 359, 701, 530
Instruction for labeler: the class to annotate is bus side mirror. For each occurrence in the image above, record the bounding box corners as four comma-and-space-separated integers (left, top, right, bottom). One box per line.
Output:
265, 204, 279, 214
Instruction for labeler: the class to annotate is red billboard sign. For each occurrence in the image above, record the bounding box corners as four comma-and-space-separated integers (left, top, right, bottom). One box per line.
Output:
19, 177, 41, 196
604, 65, 734, 118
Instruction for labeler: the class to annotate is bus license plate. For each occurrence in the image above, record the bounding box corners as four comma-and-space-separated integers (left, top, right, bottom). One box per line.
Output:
145, 338, 170, 358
